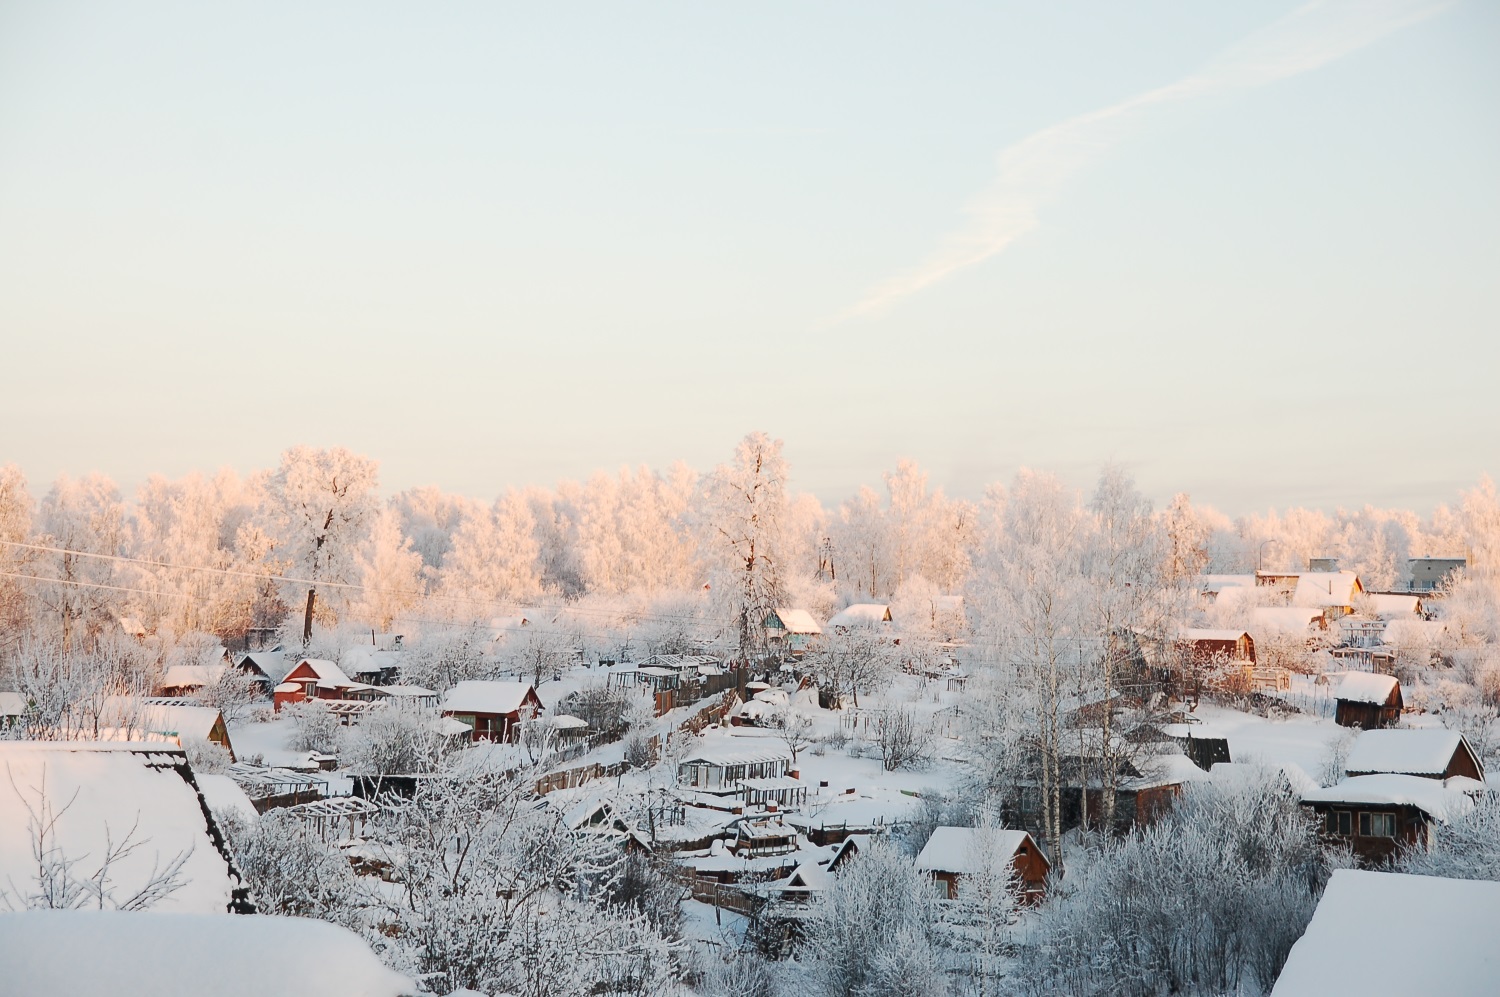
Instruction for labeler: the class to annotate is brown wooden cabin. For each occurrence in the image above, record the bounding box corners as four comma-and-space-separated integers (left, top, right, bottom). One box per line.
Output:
275, 658, 373, 709
1301, 774, 1459, 865
914, 826, 1051, 905
440, 681, 544, 743
1177, 629, 1256, 666
1333, 674, 1403, 730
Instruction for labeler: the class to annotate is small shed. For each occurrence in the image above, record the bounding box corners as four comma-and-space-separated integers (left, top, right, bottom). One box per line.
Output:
440, 681, 543, 743
1333, 673, 1402, 730
1177, 628, 1256, 665
827, 604, 893, 632
678, 741, 792, 793
914, 826, 1050, 904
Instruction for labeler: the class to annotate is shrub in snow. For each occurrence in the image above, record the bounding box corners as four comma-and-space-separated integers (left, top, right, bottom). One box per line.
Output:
286, 700, 343, 755
219, 809, 363, 928
344, 703, 453, 775
876, 708, 930, 772
1398, 792, 1500, 882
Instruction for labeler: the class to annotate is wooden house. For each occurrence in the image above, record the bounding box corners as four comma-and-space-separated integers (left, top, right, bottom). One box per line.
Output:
1333, 673, 1403, 730
100, 697, 237, 760
1301, 774, 1471, 864
1177, 628, 1256, 665
764, 608, 822, 652
1344, 728, 1484, 782
914, 826, 1051, 905
274, 658, 376, 709
440, 681, 543, 742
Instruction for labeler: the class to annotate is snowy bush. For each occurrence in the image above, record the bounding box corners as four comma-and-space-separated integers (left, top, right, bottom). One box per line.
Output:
344, 703, 453, 776
286, 700, 343, 755
219, 809, 364, 929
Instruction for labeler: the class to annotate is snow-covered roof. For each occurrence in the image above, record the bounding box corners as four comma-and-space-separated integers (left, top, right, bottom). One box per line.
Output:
1178, 628, 1251, 642
376, 685, 437, 698
195, 773, 259, 823
441, 681, 539, 716
0, 691, 25, 717
340, 645, 402, 676
1301, 774, 1473, 823
679, 740, 792, 768
1333, 672, 1400, 706
1366, 593, 1422, 618
1210, 761, 1319, 798
1251, 607, 1324, 634
0, 910, 413, 997
1345, 728, 1467, 777
101, 698, 226, 745
0, 743, 244, 913
1292, 571, 1362, 608
290, 658, 355, 688
827, 604, 892, 628
1271, 870, 1500, 997
1199, 574, 1255, 591
914, 826, 1035, 875
769, 608, 822, 635
1124, 753, 1210, 791
161, 664, 229, 689
547, 713, 589, 729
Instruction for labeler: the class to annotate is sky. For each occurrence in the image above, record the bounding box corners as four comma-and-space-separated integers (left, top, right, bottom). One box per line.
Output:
1, 1, 1495, 517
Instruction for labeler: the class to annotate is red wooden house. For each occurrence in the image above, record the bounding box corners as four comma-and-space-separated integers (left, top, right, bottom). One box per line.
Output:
440, 681, 543, 742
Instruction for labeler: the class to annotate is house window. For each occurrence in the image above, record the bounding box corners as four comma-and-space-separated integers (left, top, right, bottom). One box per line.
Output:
1359, 812, 1396, 837
1327, 811, 1352, 835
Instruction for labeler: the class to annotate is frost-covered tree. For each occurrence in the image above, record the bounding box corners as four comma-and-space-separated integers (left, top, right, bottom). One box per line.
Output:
32, 473, 128, 649
0, 464, 37, 638
352, 504, 424, 631
438, 489, 543, 612
264, 446, 379, 644
703, 432, 791, 659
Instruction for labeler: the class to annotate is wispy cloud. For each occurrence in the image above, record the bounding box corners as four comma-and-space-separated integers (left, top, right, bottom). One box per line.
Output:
845, 0, 1449, 319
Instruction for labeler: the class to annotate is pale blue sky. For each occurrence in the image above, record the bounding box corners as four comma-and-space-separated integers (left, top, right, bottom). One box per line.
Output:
1, 1, 1495, 515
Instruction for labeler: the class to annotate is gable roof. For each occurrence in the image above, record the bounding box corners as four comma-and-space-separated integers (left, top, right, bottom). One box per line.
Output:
768, 608, 822, 635
0, 691, 25, 717
160, 664, 229, 690
1271, 871, 1500, 996
440, 681, 539, 716
1366, 593, 1422, 618
1292, 571, 1363, 608
100, 698, 228, 747
287, 658, 355, 689
0, 742, 248, 913
1333, 672, 1400, 706
914, 826, 1038, 875
1252, 607, 1324, 634
1178, 628, 1251, 643
1345, 728, 1470, 777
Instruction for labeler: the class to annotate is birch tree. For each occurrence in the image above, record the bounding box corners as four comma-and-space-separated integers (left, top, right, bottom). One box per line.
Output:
703, 432, 790, 660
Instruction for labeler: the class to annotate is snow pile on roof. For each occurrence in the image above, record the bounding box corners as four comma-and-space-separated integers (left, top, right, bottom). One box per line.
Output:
828, 604, 892, 628
291, 658, 356, 688
99, 698, 227, 747
1366, 593, 1421, 618
1252, 607, 1324, 634
1301, 774, 1473, 823
1124, 753, 1211, 791
0, 743, 242, 913
0, 910, 413, 997
914, 826, 1034, 874
1200, 574, 1255, 591
1333, 672, 1399, 706
1210, 761, 1319, 797
1271, 870, 1500, 996
441, 681, 538, 715
1178, 628, 1250, 642
679, 739, 793, 768
1292, 571, 1361, 608
1345, 728, 1464, 776
161, 664, 229, 690
0, 690, 26, 717
770, 608, 822, 635
195, 773, 259, 823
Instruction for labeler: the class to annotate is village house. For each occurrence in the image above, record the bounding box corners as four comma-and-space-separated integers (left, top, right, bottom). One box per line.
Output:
100, 697, 237, 759
1332, 673, 1403, 730
763, 608, 822, 653
1344, 728, 1484, 782
914, 825, 1051, 904
274, 658, 377, 709
1406, 557, 1465, 592
1301, 774, 1473, 863
440, 681, 543, 742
